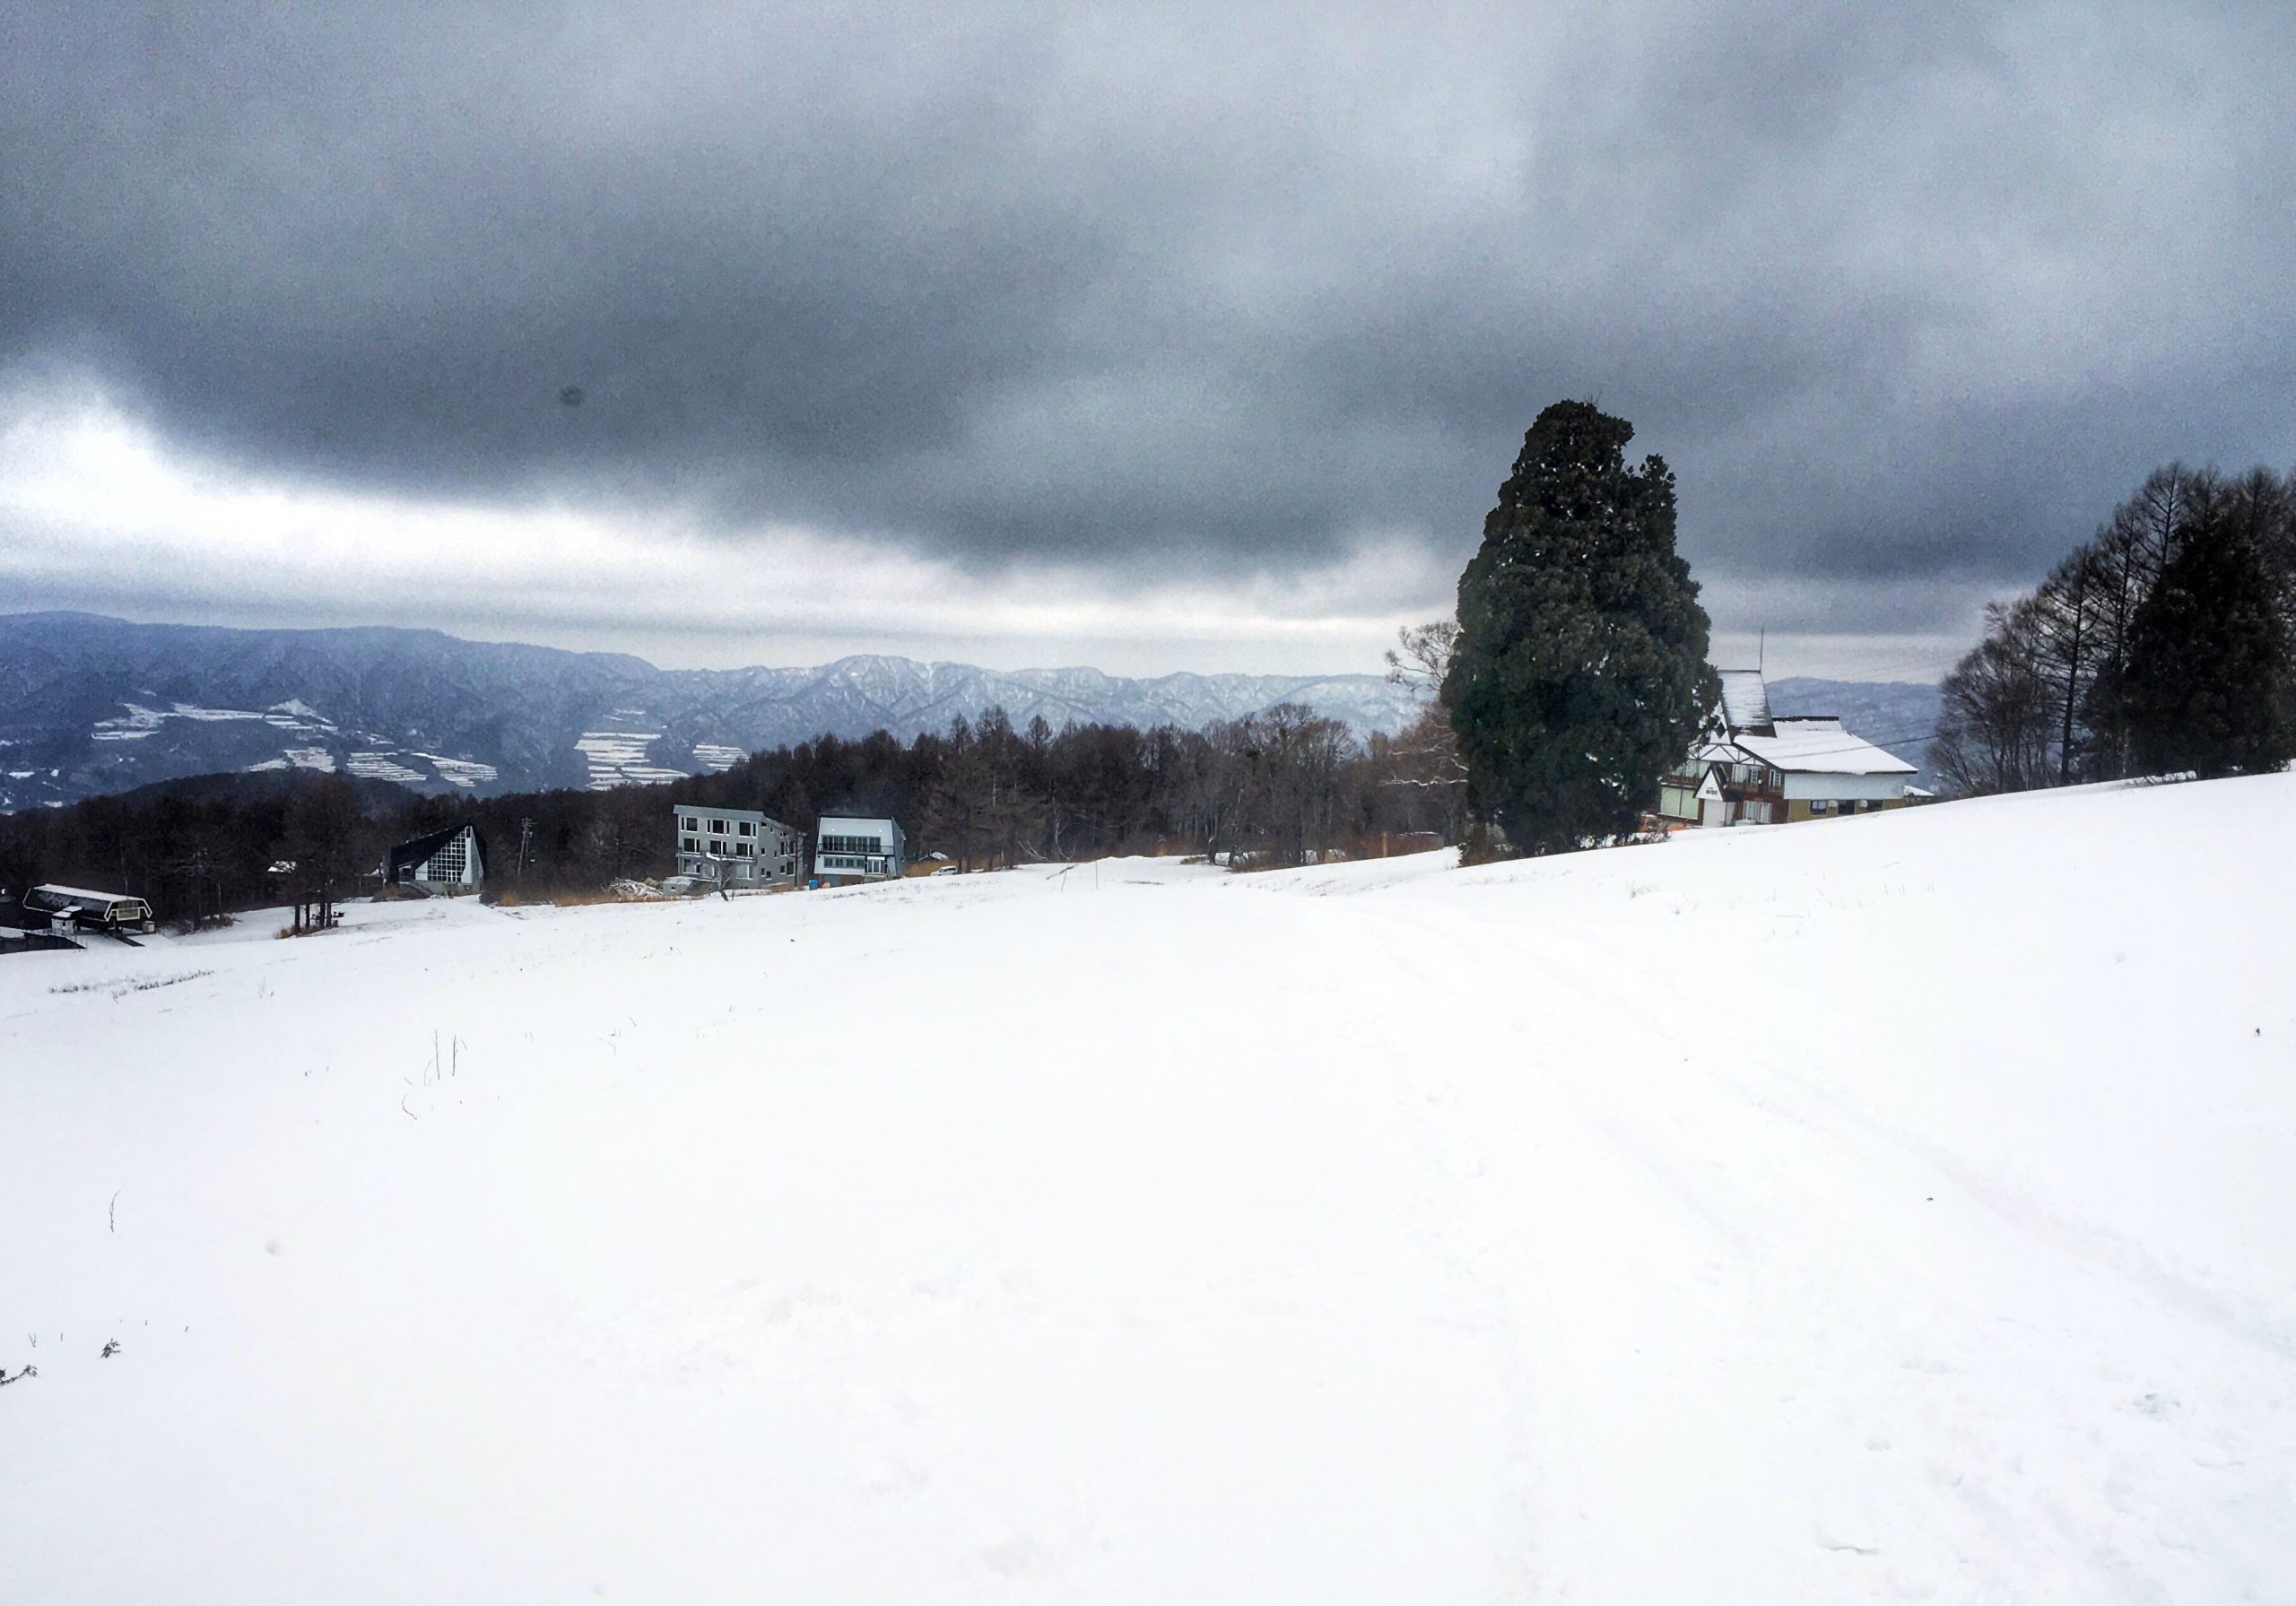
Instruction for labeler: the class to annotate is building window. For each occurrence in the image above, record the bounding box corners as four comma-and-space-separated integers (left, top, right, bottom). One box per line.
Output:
738, 820, 754, 836
735, 841, 752, 856
417, 831, 470, 883
683, 815, 698, 832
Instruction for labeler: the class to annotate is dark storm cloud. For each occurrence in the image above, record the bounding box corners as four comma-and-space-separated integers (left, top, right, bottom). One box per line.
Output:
5, 1, 2294, 621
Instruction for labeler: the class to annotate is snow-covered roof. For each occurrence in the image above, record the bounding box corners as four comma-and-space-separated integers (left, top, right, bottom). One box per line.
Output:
1718, 670, 1771, 734
27, 884, 147, 907
818, 815, 900, 833
1726, 718, 1918, 777
383, 823, 483, 878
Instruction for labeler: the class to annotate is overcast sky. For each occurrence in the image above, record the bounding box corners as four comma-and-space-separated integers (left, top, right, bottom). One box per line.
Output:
4, 4, 2292, 680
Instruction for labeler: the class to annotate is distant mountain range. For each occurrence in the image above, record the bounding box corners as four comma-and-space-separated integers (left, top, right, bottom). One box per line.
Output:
0, 612, 1426, 811
0, 614, 1943, 812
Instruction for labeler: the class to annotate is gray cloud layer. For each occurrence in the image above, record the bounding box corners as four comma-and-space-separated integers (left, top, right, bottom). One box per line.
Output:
5, 3, 2294, 640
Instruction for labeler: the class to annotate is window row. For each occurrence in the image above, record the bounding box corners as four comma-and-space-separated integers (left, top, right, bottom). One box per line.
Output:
679, 814, 769, 837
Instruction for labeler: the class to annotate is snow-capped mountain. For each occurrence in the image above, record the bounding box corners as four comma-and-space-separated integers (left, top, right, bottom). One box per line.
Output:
0, 613, 1427, 810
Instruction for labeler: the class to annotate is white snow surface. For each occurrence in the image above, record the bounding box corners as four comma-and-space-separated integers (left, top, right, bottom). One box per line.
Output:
418, 753, 500, 788
92, 699, 327, 741
5, 776, 2295, 1602
344, 751, 427, 785
1718, 668, 1771, 733
576, 729, 687, 789
265, 699, 336, 726
1731, 721, 1920, 776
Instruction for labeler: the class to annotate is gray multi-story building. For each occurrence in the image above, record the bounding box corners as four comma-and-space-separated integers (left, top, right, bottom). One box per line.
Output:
673, 807, 801, 889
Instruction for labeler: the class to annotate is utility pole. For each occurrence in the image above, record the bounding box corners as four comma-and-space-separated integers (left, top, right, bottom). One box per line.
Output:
518, 816, 535, 879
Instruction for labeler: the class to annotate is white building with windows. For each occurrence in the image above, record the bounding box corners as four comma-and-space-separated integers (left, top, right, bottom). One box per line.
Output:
673, 807, 801, 889
813, 814, 906, 882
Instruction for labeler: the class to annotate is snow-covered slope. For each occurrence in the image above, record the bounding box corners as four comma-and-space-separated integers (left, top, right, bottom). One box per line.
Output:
4, 777, 2292, 1602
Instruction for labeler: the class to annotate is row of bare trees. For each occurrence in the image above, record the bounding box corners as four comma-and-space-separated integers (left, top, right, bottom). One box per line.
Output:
1370, 621, 1470, 842
1934, 464, 2296, 794
916, 701, 1423, 871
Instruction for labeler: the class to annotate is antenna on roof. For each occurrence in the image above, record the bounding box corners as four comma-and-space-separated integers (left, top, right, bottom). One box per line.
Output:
1758, 628, 1765, 675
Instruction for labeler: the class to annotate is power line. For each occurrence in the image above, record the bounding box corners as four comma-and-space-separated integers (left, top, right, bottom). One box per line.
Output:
1697, 724, 1944, 767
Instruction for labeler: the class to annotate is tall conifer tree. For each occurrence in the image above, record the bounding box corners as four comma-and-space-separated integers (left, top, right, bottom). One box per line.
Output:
1442, 401, 1717, 854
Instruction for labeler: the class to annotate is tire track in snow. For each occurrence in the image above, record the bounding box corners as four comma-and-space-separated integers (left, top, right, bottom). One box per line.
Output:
1286, 897, 1809, 1600
1285, 881, 2294, 1602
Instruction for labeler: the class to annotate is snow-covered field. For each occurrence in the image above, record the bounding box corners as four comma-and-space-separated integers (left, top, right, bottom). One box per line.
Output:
4, 777, 2294, 1602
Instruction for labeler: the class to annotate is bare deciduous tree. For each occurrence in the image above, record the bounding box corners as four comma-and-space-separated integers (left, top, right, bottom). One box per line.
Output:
1933, 598, 2056, 796
284, 777, 366, 933
1384, 620, 1459, 697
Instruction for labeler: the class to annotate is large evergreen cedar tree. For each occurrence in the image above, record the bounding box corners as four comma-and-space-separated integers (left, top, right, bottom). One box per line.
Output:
1442, 402, 1718, 854
2120, 514, 2294, 779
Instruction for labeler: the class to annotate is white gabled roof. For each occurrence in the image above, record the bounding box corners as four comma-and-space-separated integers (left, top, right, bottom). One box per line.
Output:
29, 884, 146, 906
1718, 670, 1771, 734
1726, 718, 1918, 777
817, 815, 898, 833
1685, 673, 1918, 780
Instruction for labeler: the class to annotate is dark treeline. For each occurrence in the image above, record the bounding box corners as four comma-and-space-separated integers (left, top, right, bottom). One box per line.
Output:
575, 702, 1465, 878
1935, 464, 2296, 794
0, 773, 389, 935
0, 703, 1465, 928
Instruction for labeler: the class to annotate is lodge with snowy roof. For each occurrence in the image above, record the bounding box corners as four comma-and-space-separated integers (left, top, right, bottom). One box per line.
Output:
1657, 671, 1918, 829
